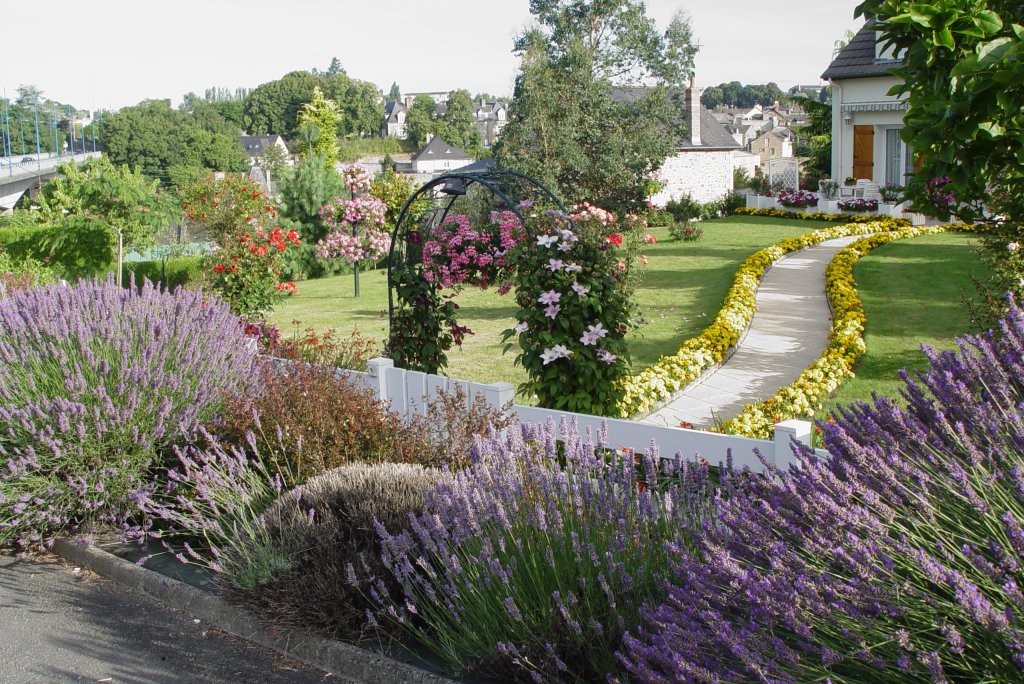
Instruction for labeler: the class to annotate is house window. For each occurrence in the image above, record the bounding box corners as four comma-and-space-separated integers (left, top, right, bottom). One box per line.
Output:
884, 128, 913, 186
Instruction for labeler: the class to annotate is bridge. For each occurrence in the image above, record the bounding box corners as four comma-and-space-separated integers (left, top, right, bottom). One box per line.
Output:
0, 152, 102, 211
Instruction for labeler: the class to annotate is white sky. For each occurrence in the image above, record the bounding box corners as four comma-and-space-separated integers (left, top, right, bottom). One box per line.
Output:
3, 0, 864, 111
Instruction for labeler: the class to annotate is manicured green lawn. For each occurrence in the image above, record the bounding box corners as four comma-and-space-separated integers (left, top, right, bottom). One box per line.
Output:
269, 215, 828, 386
816, 232, 986, 419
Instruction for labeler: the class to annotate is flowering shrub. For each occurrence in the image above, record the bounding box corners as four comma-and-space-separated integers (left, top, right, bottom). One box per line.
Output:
617, 218, 911, 417
837, 197, 880, 212
209, 226, 302, 318
317, 195, 390, 264
0, 278, 257, 548
317, 165, 391, 267
668, 223, 703, 242
620, 297, 1024, 682
181, 173, 276, 243
373, 419, 722, 681
776, 188, 818, 208
183, 174, 300, 318
130, 435, 285, 582
420, 211, 523, 289
721, 224, 975, 438
0, 251, 59, 298
734, 207, 909, 224
505, 205, 642, 414
389, 201, 641, 415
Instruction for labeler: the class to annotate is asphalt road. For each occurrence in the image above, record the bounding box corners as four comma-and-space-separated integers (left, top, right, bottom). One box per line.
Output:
0, 552, 334, 684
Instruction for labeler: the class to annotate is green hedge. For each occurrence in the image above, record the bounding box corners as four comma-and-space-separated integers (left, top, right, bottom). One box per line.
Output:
123, 256, 205, 291
0, 224, 57, 262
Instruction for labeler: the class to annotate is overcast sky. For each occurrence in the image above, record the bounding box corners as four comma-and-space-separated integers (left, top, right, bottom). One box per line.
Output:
4, 0, 864, 111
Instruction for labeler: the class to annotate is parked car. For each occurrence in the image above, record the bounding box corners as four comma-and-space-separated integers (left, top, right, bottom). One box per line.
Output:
20, 156, 35, 163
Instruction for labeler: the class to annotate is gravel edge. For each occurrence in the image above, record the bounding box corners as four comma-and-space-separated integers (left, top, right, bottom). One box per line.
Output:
52, 539, 454, 684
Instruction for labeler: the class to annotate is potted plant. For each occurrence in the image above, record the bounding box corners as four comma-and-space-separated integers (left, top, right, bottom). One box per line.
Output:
776, 188, 818, 212
818, 179, 839, 200
836, 197, 879, 214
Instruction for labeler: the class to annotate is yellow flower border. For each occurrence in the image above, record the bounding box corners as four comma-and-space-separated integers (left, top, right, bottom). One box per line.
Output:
733, 207, 902, 224
718, 223, 976, 439
616, 216, 913, 417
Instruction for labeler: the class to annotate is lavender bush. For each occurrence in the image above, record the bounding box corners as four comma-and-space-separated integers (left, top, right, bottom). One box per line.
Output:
130, 431, 286, 585
372, 419, 727, 681
221, 462, 441, 637
0, 278, 256, 548
620, 297, 1024, 682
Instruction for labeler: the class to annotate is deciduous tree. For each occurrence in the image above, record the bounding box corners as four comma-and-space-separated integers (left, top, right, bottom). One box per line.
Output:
497, 1, 694, 211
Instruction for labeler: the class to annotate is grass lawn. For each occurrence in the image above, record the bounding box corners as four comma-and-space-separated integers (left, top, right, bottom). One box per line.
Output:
269, 215, 829, 387
815, 231, 986, 420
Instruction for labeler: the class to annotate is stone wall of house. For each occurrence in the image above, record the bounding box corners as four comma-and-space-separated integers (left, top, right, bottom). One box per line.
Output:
651, 150, 734, 206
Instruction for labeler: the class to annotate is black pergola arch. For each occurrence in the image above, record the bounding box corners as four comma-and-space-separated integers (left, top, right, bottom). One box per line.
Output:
386, 167, 572, 329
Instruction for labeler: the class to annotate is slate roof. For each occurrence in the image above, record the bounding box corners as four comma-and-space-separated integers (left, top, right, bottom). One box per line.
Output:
411, 136, 471, 162
608, 86, 739, 151
239, 135, 285, 156
384, 101, 407, 123
821, 20, 902, 80
680, 107, 741, 150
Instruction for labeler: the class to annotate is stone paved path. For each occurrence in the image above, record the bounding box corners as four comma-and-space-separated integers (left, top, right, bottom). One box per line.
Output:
641, 235, 862, 428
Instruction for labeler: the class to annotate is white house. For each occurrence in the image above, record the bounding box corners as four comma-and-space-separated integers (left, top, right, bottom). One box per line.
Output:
238, 135, 290, 166
822, 20, 911, 186
383, 101, 409, 139
649, 79, 739, 206
410, 136, 473, 174
473, 100, 509, 148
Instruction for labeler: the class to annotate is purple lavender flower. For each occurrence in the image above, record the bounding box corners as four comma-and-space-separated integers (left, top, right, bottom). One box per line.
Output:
619, 296, 1024, 683
0, 277, 257, 549
372, 418, 722, 680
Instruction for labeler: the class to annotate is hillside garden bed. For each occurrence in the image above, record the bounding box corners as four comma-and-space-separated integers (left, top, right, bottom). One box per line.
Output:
2, 258, 1024, 682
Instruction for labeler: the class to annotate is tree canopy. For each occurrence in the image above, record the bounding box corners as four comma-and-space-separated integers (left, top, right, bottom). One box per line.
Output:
297, 86, 341, 164
497, 0, 694, 211
243, 70, 382, 140
700, 82, 786, 109
100, 99, 247, 186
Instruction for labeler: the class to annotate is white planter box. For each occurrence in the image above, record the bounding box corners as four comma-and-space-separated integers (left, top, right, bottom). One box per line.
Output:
818, 200, 840, 214
888, 204, 927, 225
746, 195, 780, 210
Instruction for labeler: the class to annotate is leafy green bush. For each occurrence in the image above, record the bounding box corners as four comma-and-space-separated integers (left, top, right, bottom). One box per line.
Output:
0, 250, 60, 297
222, 463, 441, 637
0, 222, 59, 263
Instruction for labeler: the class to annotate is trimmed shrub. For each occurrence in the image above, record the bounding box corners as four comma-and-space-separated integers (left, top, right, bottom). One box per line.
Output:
123, 256, 205, 291
222, 463, 441, 637
0, 278, 257, 548
619, 296, 1024, 682
372, 420, 724, 681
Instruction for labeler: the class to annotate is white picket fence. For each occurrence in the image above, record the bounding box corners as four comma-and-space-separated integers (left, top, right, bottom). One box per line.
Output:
295, 358, 821, 473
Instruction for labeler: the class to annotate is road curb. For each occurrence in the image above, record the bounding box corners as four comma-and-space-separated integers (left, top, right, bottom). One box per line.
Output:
53, 539, 454, 684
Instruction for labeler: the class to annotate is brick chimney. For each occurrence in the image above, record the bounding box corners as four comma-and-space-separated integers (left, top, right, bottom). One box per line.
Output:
687, 76, 701, 145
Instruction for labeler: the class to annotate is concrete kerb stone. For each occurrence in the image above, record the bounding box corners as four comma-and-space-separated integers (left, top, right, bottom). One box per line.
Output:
52, 539, 455, 684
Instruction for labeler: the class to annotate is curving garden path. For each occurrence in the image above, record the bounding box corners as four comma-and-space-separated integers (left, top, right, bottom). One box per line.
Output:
640, 235, 863, 429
